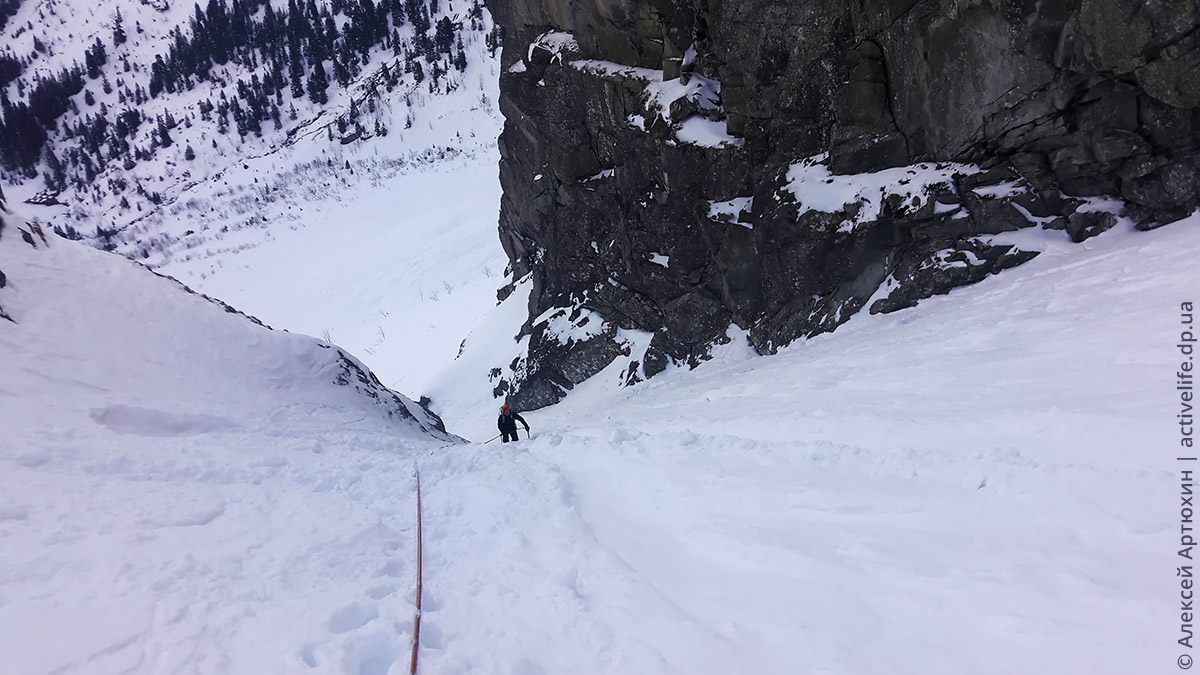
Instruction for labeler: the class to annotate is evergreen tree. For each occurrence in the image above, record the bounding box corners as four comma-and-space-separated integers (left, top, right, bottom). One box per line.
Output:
157, 115, 173, 147
0, 53, 20, 88
44, 148, 66, 190
207, 0, 232, 65
454, 41, 467, 71
287, 2, 306, 99
85, 38, 107, 79
231, 0, 249, 55
434, 17, 454, 54
149, 54, 169, 97
405, 0, 429, 33
307, 59, 328, 104
112, 8, 128, 46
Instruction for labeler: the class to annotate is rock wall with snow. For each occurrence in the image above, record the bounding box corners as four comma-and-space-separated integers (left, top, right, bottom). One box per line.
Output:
491, 0, 1200, 408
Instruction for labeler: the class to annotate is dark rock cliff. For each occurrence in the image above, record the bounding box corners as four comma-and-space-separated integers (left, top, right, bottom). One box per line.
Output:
490, 0, 1200, 409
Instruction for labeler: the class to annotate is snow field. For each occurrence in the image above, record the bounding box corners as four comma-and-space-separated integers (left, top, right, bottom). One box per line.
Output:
0, 201, 1193, 674
0, 205, 450, 674
2, 430, 427, 675
160, 156, 506, 397
416, 214, 1195, 673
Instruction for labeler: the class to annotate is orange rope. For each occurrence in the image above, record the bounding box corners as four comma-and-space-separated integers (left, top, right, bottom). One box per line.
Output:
409, 466, 424, 675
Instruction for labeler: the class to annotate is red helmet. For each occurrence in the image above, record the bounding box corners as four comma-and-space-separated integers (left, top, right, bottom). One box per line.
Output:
500, 404, 510, 412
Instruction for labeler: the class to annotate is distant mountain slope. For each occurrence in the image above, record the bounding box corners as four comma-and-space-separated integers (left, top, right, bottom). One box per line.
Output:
0, 189, 449, 439
0, 0, 501, 259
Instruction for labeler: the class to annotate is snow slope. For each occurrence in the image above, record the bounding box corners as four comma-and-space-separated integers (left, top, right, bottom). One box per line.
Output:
2, 55, 1195, 668
0, 193, 1193, 673
154, 147, 505, 398
416, 215, 1193, 674
0, 201, 453, 674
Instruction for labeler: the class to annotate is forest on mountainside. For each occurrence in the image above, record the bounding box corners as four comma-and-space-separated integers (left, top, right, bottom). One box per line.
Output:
0, 0, 499, 191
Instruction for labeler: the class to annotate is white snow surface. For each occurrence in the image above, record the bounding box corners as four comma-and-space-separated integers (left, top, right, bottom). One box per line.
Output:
708, 196, 754, 228
421, 213, 1192, 675
674, 114, 744, 148
528, 30, 580, 64
0, 201, 452, 675
1, 195, 1193, 674
569, 59, 737, 148
782, 154, 980, 232
0, 17, 1194, 668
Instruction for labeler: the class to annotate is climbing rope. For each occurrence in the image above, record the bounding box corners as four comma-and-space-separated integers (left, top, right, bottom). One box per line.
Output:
408, 466, 424, 675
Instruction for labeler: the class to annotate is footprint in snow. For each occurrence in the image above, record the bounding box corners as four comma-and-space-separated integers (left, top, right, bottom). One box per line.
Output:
365, 584, 395, 600
380, 558, 406, 578
299, 643, 319, 668
328, 601, 379, 634
342, 630, 401, 675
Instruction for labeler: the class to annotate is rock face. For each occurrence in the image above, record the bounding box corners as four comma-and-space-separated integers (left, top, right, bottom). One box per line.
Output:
491, 0, 1200, 409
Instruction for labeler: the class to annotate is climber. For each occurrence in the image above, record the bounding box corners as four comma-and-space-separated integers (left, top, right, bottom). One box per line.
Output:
497, 404, 530, 443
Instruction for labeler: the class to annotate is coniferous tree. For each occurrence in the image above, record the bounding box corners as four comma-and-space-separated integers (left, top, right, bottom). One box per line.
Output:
157, 115, 173, 147
43, 148, 66, 190
286, 0, 308, 97
454, 41, 467, 71
231, 0, 249, 55
307, 59, 328, 104
112, 8, 128, 46
190, 5, 213, 79
85, 39, 107, 79
207, 0, 232, 65
321, 9, 338, 61
0, 0, 20, 32
0, 52, 20, 88
434, 17, 454, 54
149, 55, 169, 97
405, 0, 429, 33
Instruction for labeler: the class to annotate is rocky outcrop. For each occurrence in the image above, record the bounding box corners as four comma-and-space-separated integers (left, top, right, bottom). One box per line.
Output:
492, 0, 1200, 409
